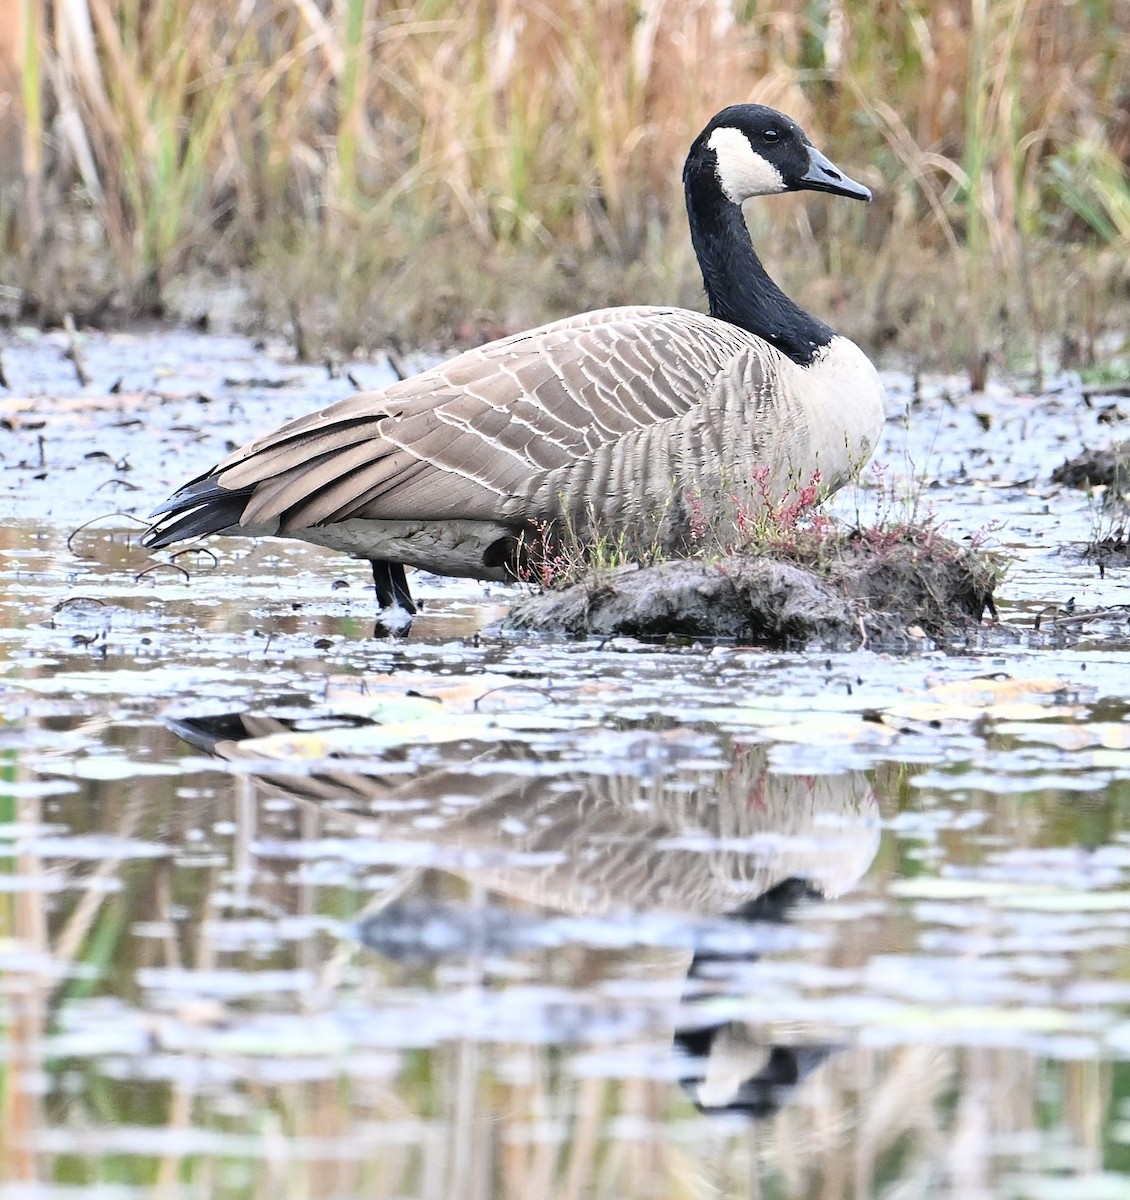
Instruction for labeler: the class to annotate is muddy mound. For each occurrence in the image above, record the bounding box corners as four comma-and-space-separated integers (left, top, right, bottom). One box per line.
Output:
1052, 444, 1129, 492
506, 533, 997, 649
1052, 445, 1129, 568
1083, 533, 1130, 569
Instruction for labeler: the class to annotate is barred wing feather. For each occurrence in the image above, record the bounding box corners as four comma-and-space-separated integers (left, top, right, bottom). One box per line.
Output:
201, 306, 762, 534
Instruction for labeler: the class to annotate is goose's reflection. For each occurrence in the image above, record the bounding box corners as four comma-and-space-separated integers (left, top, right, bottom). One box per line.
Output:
673, 876, 835, 1117
170, 711, 880, 1119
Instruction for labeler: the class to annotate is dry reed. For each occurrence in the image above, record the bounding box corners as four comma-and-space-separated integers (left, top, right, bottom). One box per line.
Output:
1, 0, 1128, 374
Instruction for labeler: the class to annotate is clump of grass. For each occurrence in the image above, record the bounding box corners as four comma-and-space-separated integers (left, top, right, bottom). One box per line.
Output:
513, 457, 1003, 632
700, 467, 834, 561
515, 505, 669, 594
1052, 440, 1130, 564
509, 485, 1000, 643
1067, 442, 1130, 569
513, 464, 830, 592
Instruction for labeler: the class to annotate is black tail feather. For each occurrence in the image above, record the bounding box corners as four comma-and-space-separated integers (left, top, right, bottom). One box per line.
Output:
143, 478, 255, 548
164, 713, 262, 754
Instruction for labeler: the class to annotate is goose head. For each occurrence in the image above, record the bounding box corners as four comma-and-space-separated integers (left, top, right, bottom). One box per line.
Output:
686, 103, 872, 206
682, 103, 873, 359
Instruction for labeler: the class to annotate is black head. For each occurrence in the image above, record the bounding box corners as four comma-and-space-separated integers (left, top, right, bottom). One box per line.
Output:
685, 103, 871, 205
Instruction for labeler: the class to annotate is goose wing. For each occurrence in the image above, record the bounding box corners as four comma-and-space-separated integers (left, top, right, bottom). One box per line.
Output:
159, 306, 759, 535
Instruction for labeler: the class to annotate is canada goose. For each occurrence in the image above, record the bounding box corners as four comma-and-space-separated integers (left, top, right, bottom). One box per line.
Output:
145, 104, 885, 615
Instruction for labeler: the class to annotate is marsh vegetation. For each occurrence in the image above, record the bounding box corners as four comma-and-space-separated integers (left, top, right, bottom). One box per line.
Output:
1, 0, 1128, 377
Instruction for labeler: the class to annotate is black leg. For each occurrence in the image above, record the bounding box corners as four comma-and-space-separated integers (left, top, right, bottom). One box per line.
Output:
370, 560, 417, 615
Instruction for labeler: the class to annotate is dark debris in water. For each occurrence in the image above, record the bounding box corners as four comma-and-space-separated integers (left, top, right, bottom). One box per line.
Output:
1051, 443, 1128, 492
356, 896, 812, 965
1031, 597, 1130, 637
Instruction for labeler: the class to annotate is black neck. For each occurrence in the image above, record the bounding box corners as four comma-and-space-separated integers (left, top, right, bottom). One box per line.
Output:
684, 170, 833, 366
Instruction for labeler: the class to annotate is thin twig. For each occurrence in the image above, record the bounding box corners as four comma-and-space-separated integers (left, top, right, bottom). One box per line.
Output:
288, 298, 308, 362
52, 596, 107, 613
170, 546, 219, 569
472, 684, 555, 712
63, 313, 91, 387
93, 477, 141, 492
135, 562, 190, 584
66, 511, 147, 552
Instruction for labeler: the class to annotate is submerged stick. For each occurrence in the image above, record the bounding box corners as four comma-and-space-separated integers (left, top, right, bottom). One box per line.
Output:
63, 313, 91, 387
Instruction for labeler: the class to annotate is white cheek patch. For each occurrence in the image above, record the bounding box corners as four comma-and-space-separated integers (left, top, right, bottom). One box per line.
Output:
708, 127, 786, 203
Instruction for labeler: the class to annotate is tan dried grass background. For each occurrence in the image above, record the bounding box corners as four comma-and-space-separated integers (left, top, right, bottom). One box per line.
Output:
0, 0, 1128, 368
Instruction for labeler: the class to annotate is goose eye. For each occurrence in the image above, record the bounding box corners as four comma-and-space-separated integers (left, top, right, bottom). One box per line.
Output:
762, 129, 780, 143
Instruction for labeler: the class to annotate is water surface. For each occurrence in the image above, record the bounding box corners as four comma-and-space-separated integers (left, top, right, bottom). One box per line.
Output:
2, 327, 1129, 1198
